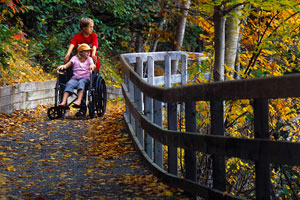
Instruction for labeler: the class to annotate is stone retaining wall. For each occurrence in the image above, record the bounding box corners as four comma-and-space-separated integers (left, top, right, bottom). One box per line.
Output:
0, 80, 122, 114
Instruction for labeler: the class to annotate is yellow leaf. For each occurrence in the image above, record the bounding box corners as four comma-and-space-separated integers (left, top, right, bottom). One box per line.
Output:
0, 173, 6, 186
7, 166, 16, 172
165, 191, 173, 196
284, 107, 291, 113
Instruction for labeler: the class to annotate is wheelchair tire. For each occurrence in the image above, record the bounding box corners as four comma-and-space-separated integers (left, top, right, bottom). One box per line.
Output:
95, 77, 107, 117
55, 82, 64, 107
47, 107, 63, 120
88, 101, 95, 118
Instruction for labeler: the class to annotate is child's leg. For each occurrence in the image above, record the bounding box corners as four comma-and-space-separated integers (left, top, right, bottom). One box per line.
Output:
59, 92, 70, 106
59, 78, 77, 106
73, 90, 84, 106
73, 78, 89, 106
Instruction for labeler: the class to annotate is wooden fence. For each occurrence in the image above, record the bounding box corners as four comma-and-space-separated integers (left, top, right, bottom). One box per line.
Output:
121, 51, 300, 200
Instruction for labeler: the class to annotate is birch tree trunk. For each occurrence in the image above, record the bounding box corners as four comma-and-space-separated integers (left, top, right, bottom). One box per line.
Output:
225, 6, 242, 79
213, 5, 225, 81
171, 0, 191, 74
152, 19, 167, 52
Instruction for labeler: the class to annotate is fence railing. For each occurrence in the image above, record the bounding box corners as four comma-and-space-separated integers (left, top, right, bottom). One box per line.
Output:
121, 51, 300, 200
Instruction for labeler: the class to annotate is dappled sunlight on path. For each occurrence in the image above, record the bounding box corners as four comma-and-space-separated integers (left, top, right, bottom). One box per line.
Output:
0, 101, 189, 199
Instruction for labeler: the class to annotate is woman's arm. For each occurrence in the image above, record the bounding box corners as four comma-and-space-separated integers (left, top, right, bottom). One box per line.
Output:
91, 46, 97, 63
64, 44, 75, 63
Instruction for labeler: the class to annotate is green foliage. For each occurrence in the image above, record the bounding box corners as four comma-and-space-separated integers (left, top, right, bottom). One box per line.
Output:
26, 34, 66, 71
1, 0, 160, 84
91, 0, 161, 52
15, 0, 87, 70
0, 24, 14, 69
183, 24, 205, 51
0, 0, 162, 72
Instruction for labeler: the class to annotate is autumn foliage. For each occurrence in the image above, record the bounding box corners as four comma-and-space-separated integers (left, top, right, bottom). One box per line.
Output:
182, 1, 300, 199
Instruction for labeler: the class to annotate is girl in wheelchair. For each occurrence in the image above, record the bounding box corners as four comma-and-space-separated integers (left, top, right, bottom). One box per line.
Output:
57, 43, 95, 108
47, 43, 107, 120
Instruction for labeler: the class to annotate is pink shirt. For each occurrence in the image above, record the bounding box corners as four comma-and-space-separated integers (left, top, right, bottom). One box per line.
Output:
70, 56, 94, 80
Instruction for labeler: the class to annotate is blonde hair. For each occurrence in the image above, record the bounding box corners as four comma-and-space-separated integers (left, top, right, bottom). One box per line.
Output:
80, 17, 94, 29
77, 43, 91, 60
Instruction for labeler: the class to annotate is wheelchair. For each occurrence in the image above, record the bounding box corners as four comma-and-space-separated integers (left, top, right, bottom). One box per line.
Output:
47, 67, 107, 120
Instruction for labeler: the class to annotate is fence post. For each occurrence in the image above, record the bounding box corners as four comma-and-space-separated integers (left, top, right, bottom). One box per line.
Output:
210, 100, 226, 191
254, 98, 270, 200
165, 54, 178, 175
124, 74, 130, 121
144, 56, 154, 159
128, 78, 135, 133
181, 54, 188, 84
185, 101, 197, 182
154, 99, 163, 168
135, 57, 144, 148
181, 54, 197, 181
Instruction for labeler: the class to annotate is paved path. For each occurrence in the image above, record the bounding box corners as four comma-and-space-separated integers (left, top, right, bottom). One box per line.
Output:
0, 102, 190, 199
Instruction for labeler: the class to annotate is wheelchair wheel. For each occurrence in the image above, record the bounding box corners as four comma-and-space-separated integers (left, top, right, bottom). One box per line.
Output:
55, 82, 64, 107
88, 101, 95, 118
47, 107, 63, 120
95, 77, 107, 117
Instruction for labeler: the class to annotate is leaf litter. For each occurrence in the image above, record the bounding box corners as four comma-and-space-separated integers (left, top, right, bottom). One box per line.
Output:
0, 100, 190, 199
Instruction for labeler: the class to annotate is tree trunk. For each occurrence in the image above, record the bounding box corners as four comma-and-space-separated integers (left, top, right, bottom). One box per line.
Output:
212, 4, 226, 192
225, 6, 242, 80
171, 0, 191, 74
135, 31, 143, 53
213, 5, 225, 81
152, 19, 167, 52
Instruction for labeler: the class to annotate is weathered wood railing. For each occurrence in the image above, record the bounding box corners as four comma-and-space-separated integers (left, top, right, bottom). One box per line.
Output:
121, 51, 300, 200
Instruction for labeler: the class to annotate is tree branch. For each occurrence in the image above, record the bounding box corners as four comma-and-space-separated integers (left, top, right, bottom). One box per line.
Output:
223, 2, 246, 16
281, 165, 299, 200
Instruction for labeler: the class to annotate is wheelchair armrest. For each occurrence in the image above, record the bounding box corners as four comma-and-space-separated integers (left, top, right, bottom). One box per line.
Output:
57, 69, 67, 74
